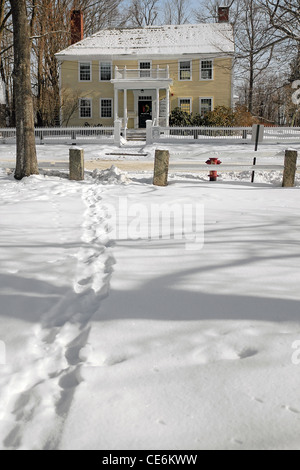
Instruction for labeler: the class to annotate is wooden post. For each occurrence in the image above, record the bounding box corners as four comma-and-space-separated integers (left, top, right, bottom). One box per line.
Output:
69, 147, 84, 181
282, 149, 297, 187
153, 149, 169, 186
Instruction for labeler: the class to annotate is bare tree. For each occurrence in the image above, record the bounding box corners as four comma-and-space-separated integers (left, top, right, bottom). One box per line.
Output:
29, 0, 126, 127
234, 0, 277, 113
263, 0, 300, 43
163, 0, 191, 24
127, 0, 160, 26
194, 0, 236, 23
82, 0, 126, 34
10, 0, 38, 179
195, 0, 279, 114
0, 1, 12, 125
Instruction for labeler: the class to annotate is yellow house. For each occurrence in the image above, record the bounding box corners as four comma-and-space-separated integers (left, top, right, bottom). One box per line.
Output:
56, 9, 234, 129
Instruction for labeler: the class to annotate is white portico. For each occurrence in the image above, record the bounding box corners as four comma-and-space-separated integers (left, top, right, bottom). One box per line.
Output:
111, 66, 173, 129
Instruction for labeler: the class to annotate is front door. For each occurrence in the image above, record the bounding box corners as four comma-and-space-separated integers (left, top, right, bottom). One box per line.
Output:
138, 100, 152, 128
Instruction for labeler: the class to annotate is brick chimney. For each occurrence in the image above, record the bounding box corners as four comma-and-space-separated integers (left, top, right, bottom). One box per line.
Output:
218, 6, 230, 23
70, 10, 84, 45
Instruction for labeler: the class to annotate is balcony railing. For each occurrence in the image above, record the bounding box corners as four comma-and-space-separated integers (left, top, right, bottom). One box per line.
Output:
114, 66, 170, 81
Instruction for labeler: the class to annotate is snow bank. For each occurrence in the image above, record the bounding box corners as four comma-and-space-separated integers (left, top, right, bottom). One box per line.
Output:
91, 165, 131, 184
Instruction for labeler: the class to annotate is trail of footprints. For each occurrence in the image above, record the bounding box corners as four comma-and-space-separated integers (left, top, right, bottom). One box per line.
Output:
3, 182, 115, 450
74, 184, 115, 297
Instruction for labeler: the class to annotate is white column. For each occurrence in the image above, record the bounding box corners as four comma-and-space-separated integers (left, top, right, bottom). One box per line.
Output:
114, 88, 118, 122
156, 88, 160, 125
124, 88, 127, 128
166, 87, 170, 126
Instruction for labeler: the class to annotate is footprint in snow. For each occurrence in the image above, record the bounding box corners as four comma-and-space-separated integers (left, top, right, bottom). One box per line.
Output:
238, 348, 259, 360
282, 405, 300, 414
252, 397, 264, 404
231, 438, 243, 446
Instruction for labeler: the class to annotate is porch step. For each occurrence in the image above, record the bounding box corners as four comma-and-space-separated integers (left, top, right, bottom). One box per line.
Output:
125, 130, 147, 142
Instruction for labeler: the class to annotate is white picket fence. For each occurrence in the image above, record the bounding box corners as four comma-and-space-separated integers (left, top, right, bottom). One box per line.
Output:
147, 123, 300, 145
151, 126, 251, 143
0, 126, 115, 144
1, 124, 300, 146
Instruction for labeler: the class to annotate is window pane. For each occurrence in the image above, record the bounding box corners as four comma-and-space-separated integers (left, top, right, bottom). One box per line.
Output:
180, 61, 191, 80
140, 62, 151, 78
80, 99, 91, 118
100, 62, 112, 81
80, 63, 91, 81
101, 99, 112, 118
201, 60, 213, 80
180, 99, 191, 114
200, 98, 212, 116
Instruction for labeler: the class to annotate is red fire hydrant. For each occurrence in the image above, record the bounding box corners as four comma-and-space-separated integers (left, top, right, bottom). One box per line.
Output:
206, 157, 222, 181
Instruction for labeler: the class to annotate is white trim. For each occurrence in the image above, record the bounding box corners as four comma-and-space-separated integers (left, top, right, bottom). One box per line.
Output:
231, 60, 234, 108
200, 59, 214, 81
178, 59, 192, 81
57, 52, 234, 63
199, 97, 214, 115
178, 97, 192, 114
114, 89, 119, 121
100, 98, 113, 119
57, 60, 62, 126
78, 61, 92, 82
99, 61, 112, 82
79, 98, 92, 119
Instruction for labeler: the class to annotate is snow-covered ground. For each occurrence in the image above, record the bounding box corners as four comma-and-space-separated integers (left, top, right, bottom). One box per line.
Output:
0, 140, 293, 168
1, 141, 300, 450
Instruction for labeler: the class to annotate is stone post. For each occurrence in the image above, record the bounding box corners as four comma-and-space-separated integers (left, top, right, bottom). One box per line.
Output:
153, 149, 169, 186
282, 149, 297, 187
69, 147, 84, 181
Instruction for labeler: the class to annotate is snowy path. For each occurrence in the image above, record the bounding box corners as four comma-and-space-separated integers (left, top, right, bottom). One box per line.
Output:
0, 172, 114, 449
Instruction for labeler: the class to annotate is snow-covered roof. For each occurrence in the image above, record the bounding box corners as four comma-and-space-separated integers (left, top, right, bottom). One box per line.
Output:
56, 23, 234, 59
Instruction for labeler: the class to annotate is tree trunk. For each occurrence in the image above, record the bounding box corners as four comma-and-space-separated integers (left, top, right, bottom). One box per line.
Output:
10, 0, 38, 180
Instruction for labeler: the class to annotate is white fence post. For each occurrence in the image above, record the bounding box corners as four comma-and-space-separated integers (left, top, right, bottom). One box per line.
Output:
114, 120, 121, 147
146, 120, 153, 145
152, 126, 160, 143
251, 124, 264, 144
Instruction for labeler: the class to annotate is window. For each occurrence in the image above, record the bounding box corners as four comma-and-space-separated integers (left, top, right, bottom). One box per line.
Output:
201, 60, 213, 80
79, 62, 91, 81
100, 99, 112, 118
79, 98, 92, 118
100, 62, 112, 81
139, 61, 151, 78
179, 61, 191, 81
179, 98, 192, 114
200, 98, 213, 116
